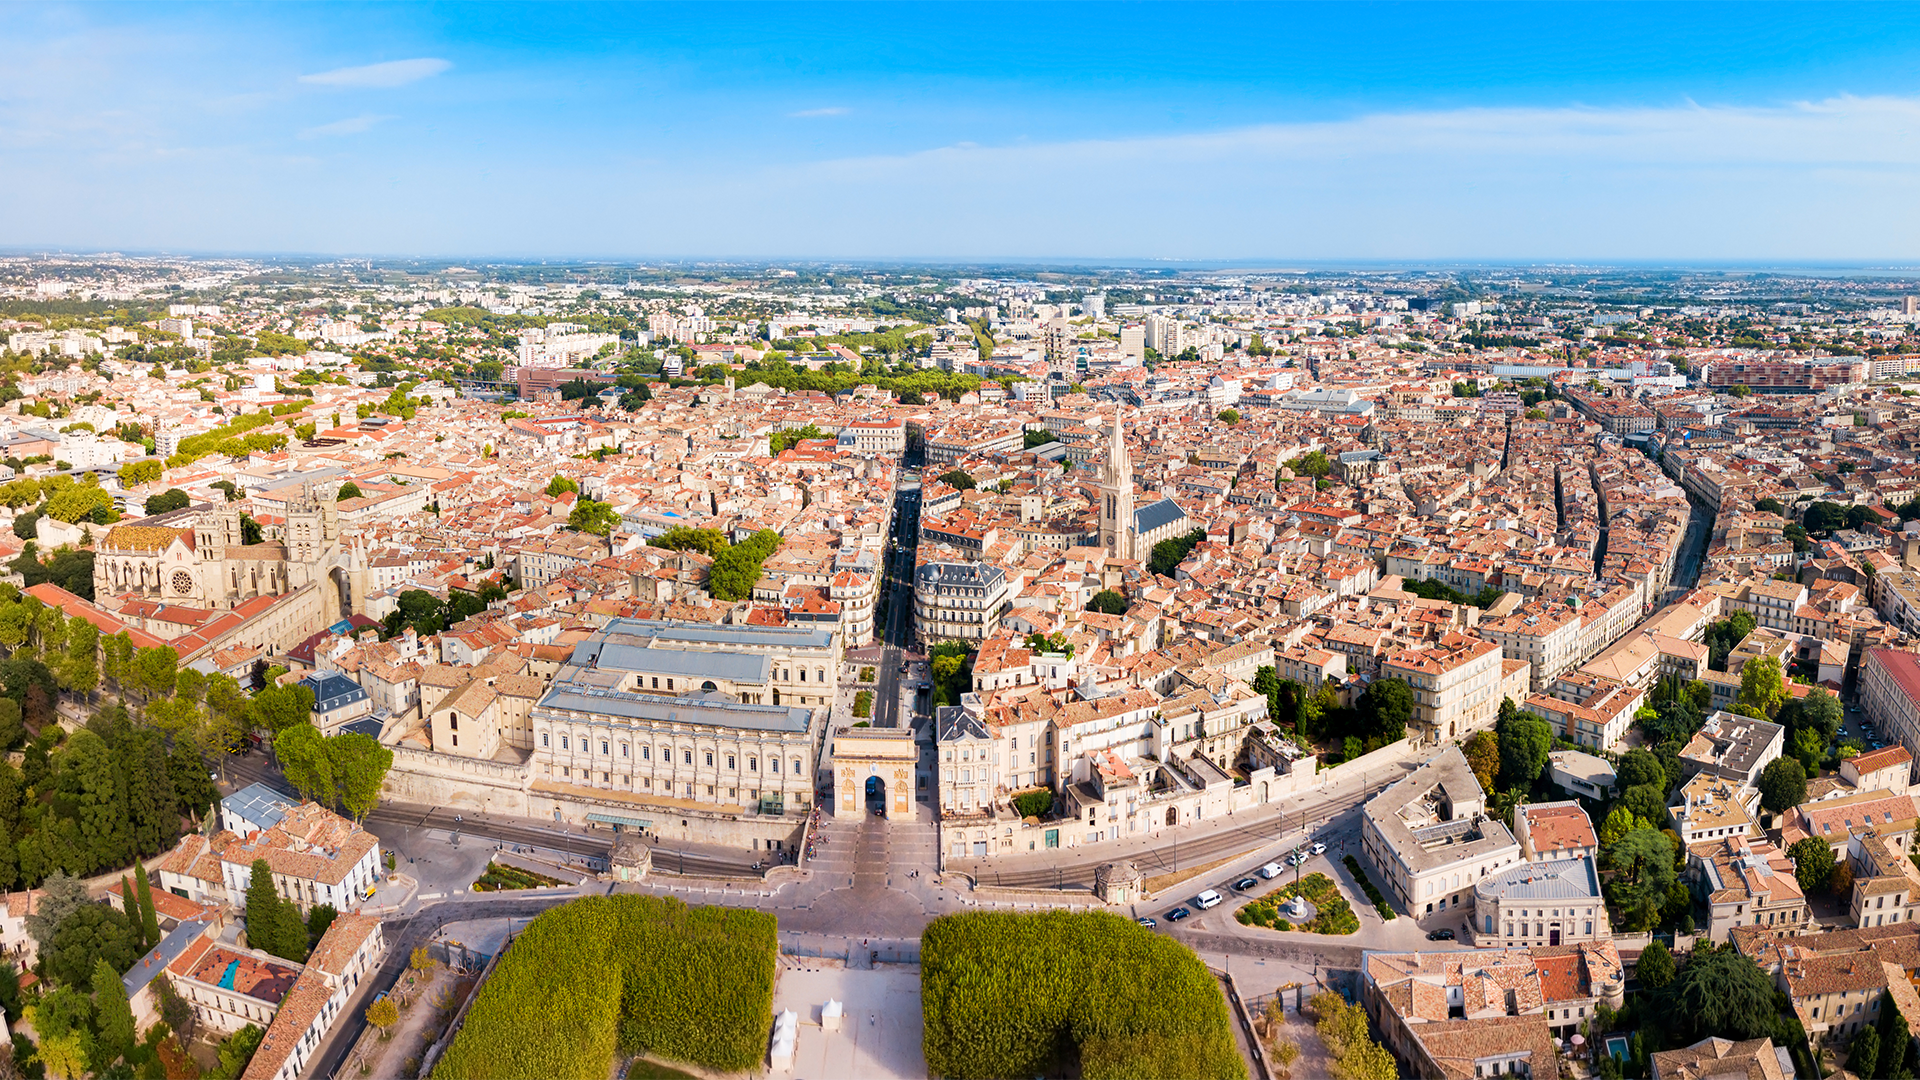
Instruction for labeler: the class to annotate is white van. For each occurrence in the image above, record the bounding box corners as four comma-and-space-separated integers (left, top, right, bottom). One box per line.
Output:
1195, 889, 1223, 910
1257, 862, 1283, 880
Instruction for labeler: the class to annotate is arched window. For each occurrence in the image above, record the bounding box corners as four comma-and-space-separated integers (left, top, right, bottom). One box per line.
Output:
701, 680, 718, 692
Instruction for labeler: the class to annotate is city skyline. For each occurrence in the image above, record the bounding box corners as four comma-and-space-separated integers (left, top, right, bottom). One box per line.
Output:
6, 2, 1920, 260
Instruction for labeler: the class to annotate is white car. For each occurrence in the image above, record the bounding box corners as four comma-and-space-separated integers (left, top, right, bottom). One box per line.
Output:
1257, 862, 1283, 880
1195, 889, 1223, 910
1310, 841, 1327, 856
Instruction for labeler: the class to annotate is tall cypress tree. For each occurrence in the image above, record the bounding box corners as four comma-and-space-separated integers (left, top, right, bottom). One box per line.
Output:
134, 864, 161, 951
245, 860, 286, 958
93, 956, 135, 1066
121, 875, 143, 952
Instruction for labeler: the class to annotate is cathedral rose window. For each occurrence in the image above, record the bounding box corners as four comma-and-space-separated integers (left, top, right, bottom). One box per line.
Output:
171, 570, 193, 594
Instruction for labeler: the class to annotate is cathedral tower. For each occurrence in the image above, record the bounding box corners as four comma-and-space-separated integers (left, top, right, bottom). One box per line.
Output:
1098, 405, 1134, 559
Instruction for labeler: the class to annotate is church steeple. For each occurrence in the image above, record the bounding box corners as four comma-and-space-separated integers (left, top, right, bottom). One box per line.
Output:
1099, 405, 1134, 559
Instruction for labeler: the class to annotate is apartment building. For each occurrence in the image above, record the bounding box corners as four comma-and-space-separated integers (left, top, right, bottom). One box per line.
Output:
1678, 711, 1784, 787
1861, 648, 1920, 770
1380, 635, 1521, 746
1690, 836, 1807, 943
1778, 789, 1920, 862
1479, 604, 1583, 693
1363, 943, 1625, 1074
1848, 829, 1920, 931
239, 915, 385, 1080
1361, 745, 1523, 917
914, 561, 1010, 643
1513, 802, 1599, 863
1672, 772, 1761, 846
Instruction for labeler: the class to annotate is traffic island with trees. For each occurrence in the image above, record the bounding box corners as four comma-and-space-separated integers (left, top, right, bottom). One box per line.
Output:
1236, 873, 1360, 935
920, 910, 1244, 1080
436, 895, 777, 1080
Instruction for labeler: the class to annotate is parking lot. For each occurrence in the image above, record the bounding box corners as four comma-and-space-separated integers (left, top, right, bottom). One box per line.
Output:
1139, 838, 1333, 930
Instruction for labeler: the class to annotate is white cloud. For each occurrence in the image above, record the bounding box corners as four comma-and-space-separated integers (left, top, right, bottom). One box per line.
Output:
298, 58, 451, 89
788, 106, 848, 118
299, 114, 390, 139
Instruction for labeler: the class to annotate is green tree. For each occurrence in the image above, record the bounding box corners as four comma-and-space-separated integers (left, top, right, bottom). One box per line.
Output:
1789, 836, 1836, 894
1757, 757, 1808, 814
307, 903, 337, 949
544, 475, 578, 497
1086, 589, 1127, 615
92, 956, 135, 1065
1636, 938, 1675, 990
1462, 731, 1500, 794
1495, 709, 1553, 790
1616, 748, 1666, 793
142, 488, 190, 515
1790, 726, 1827, 774
1598, 807, 1640, 846
1666, 941, 1777, 1039
129, 645, 179, 705
1216, 408, 1241, 424
1853, 1028, 1882, 1080
767, 424, 826, 453
208, 1023, 265, 1080
1621, 783, 1669, 828
1738, 655, 1788, 718
26, 872, 90, 951
1284, 450, 1331, 479
937, 469, 976, 491
567, 498, 622, 537
1779, 687, 1843, 745
45, 903, 136, 990
63, 729, 130, 873
275, 723, 337, 806
116, 460, 162, 488
244, 860, 304, 962
327, 731, 394, 822
1602, 827, 1676, 931
134, 863, 160, 950
43, 486, 111, 524
1360, 678, 1414, 745
336, 480, 363, 501
649, 526, 731, 556
253, 681, 315, 735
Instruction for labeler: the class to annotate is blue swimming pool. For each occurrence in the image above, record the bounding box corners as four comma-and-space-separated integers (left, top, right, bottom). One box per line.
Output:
1605, 1034, 1630, 1061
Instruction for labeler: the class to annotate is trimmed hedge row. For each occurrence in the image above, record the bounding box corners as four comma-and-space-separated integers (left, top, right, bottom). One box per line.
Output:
922, 910, 1246, 1080
1343, 855, 1397, 921
435, 895, 776, 1079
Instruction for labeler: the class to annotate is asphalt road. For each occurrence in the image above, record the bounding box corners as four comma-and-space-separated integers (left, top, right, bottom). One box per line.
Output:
873, 472, 921, 731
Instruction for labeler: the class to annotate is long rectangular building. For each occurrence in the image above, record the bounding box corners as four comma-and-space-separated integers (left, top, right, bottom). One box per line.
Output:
527, 618, 832, 826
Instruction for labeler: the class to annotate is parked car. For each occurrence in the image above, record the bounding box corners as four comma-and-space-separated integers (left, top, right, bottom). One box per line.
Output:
1310, 841, 1327, 855
1233, 877, 1259, 892
1137, 917, 1157, 929
1257, 862, 1283, 880
1195, 889, 1223, 910
1427, 929, 1456, 941
1286, 852, 1305, 866
1165, 907, 1192, 922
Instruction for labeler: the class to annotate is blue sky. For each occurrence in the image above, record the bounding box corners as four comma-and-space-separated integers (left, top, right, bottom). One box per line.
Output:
5, 3, 1920, 261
